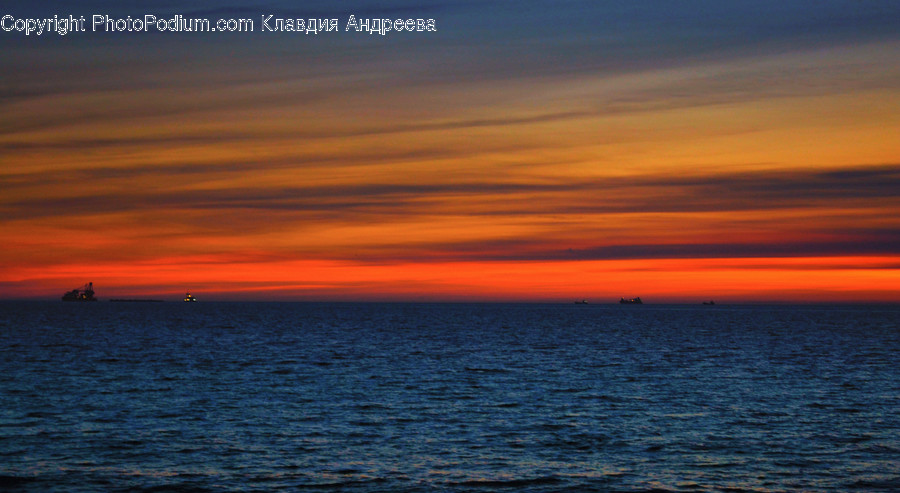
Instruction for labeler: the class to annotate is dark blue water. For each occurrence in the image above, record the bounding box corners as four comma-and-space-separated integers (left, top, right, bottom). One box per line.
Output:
1, 302, 898, 492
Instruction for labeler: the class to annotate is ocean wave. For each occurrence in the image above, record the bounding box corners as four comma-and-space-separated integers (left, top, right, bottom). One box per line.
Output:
451, 475, 562, 488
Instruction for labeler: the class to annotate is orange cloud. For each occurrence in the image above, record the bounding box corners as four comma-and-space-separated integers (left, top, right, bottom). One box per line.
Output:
1, 34, 898, 302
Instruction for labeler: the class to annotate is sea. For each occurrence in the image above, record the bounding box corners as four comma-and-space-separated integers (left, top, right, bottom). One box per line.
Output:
0, 302, 898, 492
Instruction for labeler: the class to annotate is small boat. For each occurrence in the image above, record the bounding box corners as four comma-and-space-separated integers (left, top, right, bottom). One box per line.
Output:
619, 297, 642, 304
575, 299, 588, 304
702, 300, 716, 305
62, 282, 97, 302
183, 292, 197, 302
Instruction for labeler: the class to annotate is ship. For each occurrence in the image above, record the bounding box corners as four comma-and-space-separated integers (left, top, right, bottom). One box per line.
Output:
62, 282, 97, 302
619, 297, 642, 304
575, 299, 588, 304
183, 292, 197, 302
702, 300, 716, 305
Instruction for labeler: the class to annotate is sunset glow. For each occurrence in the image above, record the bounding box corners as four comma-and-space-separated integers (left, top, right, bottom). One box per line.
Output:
2, 2, 898, 302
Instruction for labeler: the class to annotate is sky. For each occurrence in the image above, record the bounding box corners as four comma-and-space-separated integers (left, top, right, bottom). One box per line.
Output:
1, 1, 899, 302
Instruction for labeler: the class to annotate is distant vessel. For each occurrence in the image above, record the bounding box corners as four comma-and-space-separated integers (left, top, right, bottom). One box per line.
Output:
575, 299, 588, 304
619, 297, 642, 304
62, 282, 97, 302
703, 300, 716, 305
183, 292, 197, 302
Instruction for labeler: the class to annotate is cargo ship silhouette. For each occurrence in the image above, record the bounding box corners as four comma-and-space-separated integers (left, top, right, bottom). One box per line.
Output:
62, 282, 97, 302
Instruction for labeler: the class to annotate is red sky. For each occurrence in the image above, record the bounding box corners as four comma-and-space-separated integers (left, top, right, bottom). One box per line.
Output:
1, 3, 899, 302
